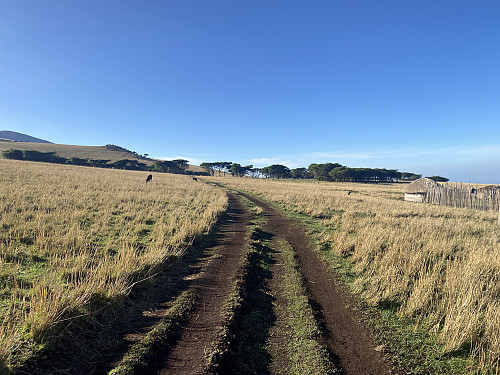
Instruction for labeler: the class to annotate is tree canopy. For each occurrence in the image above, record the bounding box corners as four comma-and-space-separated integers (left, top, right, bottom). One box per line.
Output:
427, 175, 449, 182
201, 160, 424, 183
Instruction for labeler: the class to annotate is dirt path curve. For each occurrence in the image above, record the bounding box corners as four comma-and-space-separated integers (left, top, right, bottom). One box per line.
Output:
240, 192, 393, 375
158, 192, 252, 375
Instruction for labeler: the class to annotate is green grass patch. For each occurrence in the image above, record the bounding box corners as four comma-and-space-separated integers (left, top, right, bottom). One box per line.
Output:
366, 307, 475, 375
270, 239, 339, 375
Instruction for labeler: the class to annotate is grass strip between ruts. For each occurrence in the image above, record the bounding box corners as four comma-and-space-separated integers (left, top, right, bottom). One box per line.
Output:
269, 239, 340, 375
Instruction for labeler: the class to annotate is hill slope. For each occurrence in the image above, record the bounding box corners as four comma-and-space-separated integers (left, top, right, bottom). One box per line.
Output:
0, 130, 52, 143
0, 140, 204, 172
0, 141, 152, 164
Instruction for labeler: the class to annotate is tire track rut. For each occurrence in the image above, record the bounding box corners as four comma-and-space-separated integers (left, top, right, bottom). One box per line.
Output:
241, 192, 393, 375
157, 192, 252, 375
112, 188, 392, 374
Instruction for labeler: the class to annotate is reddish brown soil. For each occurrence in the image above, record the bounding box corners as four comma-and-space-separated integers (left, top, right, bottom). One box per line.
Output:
157, 192, 252, 375
241, 192, 394, 375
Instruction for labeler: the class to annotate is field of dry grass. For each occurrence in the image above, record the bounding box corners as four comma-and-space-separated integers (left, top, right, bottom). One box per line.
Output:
0, 159, 227, 371
214, 177, 500, 372
2, 162, 499, 372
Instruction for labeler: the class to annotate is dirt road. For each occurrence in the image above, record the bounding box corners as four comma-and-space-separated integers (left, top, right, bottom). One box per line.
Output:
154, 189, 392, 374
157, 193, 252, 375
35, 188, 392, 374
240, 191, 392, 375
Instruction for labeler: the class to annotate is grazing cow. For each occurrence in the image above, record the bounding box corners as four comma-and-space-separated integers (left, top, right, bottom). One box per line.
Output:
347, 191, 352, 195
146, 174, 153, 183
192, 177, 198, 182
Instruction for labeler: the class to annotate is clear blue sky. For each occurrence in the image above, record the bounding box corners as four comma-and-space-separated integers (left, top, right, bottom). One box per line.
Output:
1, 1, 499, 183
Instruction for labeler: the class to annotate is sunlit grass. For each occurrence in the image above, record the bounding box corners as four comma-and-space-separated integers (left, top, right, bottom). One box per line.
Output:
214, 176, 500, 372
0, 159, 227, 370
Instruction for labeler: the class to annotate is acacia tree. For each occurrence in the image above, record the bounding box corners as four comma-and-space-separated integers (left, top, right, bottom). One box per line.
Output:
401, 172, 422, 181
291, 167, 311, 179
386, 169, 402, 182
200, 162, 233, 176
427, 175, 449, 182
308, 163, 343, 180
67, 157, 90, 166
230, 163, 242, 177
261, 164, 291, 179
248, 167, 261, 178
151, 160, 182, 173
200, 162, 216, 176
89, 159, 110, 168
2, 149, 23, 160
329, 166, 350, 182
110, 159, 148, 171
220, 162, 233, 176
172, 159, 189, 171
229, 164, 253, 177
241, 165, 253, 177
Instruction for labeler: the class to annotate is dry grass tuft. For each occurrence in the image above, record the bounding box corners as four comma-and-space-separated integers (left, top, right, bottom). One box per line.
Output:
0, 159, 227, 370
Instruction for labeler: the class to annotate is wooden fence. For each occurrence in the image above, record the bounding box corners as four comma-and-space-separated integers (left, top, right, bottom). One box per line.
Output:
425, 184, 500, 212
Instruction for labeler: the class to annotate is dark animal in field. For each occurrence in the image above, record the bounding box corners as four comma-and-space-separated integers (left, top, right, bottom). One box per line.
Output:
192, 177, 198, 182
347, 191, 352, 195
146, 174, 152, 183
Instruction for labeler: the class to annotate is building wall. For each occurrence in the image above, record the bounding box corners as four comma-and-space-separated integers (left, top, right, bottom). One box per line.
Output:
404, 193, 424, 203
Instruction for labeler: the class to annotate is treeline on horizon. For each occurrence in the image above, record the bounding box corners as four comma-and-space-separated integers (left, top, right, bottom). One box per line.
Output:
201, 161, 426, 182
2, 148, 436, 182
1, 149, 203, 175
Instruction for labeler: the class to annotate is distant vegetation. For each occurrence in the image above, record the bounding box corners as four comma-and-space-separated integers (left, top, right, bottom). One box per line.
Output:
2, 148, 436, 182
426, 175, 450, 182
103, 144, 150, 160
2, 148, 206, 175
201, 161, 423, 182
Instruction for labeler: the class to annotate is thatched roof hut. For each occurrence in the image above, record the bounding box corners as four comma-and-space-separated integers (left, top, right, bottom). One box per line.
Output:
404, 178, 440, 202
404, 178, 440, 193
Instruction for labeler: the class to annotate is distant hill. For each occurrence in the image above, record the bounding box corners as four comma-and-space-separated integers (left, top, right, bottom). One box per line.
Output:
0, 139, 203, 172
0, 130, 52, 144
0, 141, 153, 164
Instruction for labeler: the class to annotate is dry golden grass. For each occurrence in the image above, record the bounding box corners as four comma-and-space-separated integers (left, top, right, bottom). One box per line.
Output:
0, 159, 227, 369
214, 177, 500, 371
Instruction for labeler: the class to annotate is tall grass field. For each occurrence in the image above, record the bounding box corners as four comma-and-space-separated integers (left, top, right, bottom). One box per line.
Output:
2, 158, 499, 373
0, 159, 227, 371
215, 177, 500, 372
